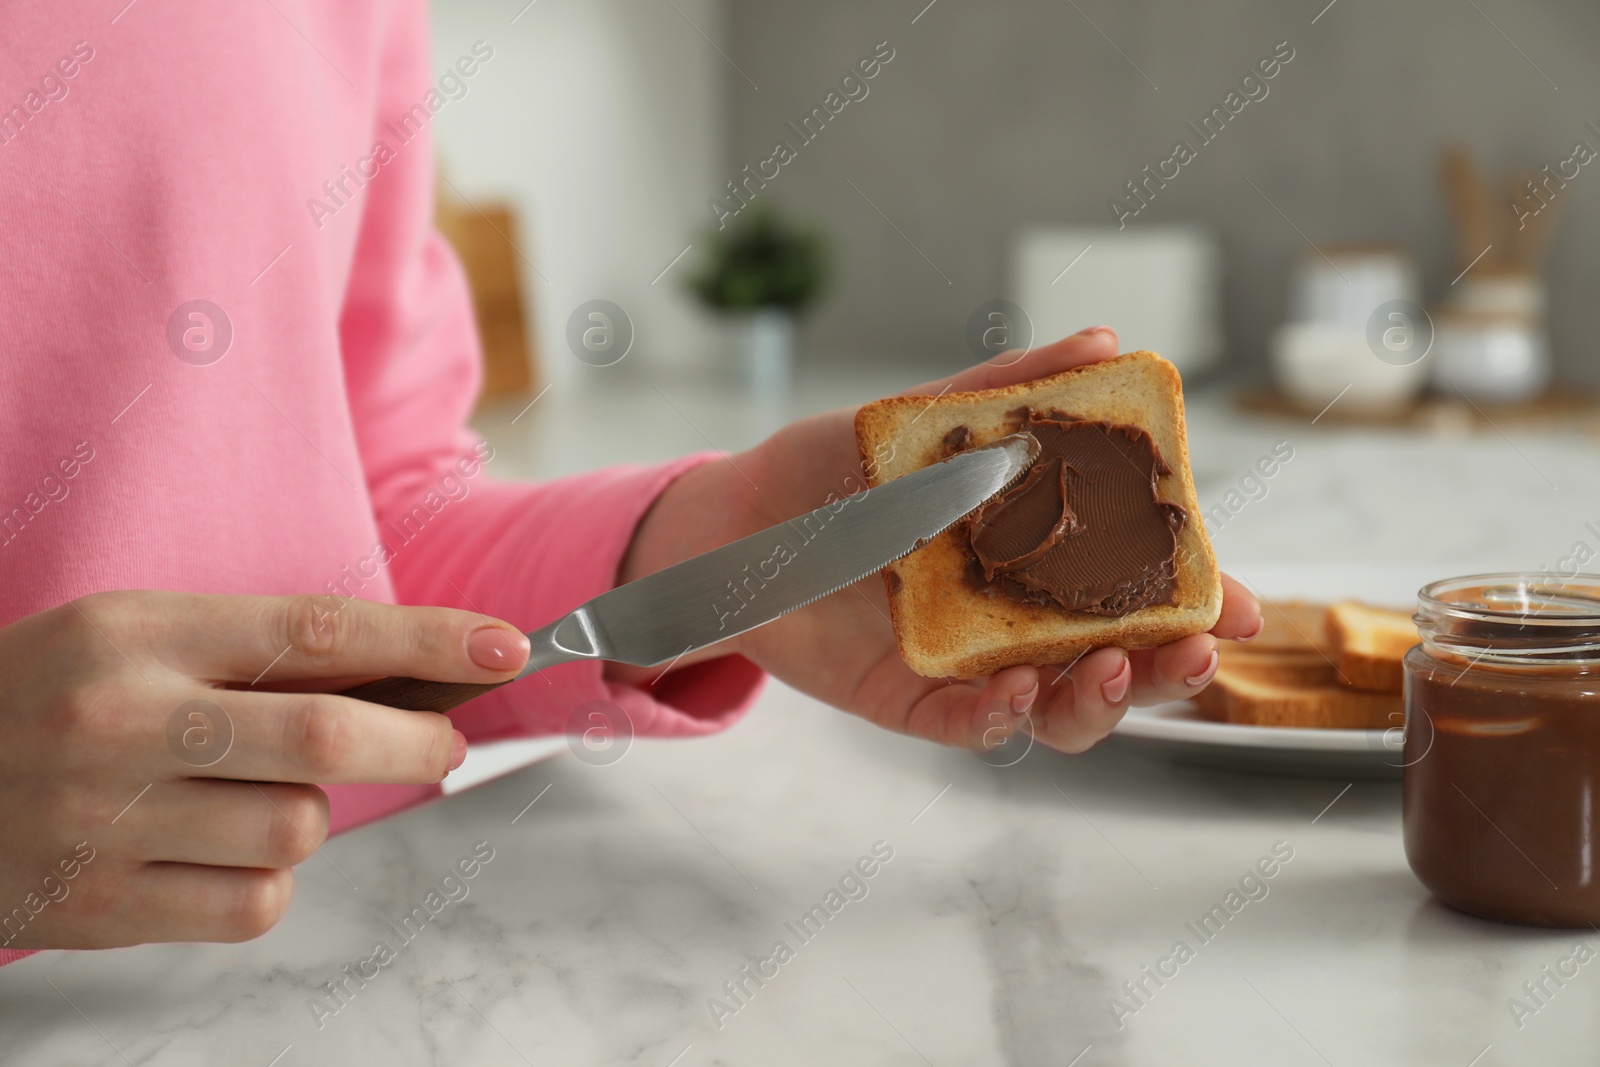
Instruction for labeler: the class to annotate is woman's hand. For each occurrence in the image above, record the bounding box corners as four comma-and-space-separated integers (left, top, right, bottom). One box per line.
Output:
0, 591, 529, 950
620, 328, 1261, 755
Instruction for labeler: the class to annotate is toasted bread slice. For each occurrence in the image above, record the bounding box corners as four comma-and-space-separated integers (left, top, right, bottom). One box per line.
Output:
1326, 601, 1418, 694
854, 351, 1221, 679
1253, 601, 1332, 653
1219, 648, 1334, 686
1192, 648, 1330, 718
1200, 648, 1401, 729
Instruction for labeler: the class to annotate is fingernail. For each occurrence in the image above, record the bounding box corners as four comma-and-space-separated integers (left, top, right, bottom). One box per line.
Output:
1186, 649, 1221, 688
468, 626, 530, 671
447, 730, 468, 773
1234, 616, 1265, 642
1010, 683, 1039, 716
1100, 658, 1131, 704
1075, 324, 1114, 337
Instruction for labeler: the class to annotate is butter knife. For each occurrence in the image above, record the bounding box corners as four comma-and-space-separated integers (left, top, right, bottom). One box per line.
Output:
341, 432, 1039, 712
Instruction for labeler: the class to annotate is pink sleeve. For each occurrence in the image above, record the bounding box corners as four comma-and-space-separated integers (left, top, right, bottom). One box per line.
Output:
0, 2, 762, 974
383, 462, 766, 742
338, 2, 761, 741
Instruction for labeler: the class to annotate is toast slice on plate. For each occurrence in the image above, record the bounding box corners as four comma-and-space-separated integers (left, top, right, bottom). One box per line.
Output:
1253, 600, 1334, 653
1325, 601, 1418, 694
1195, 644, 1402, 729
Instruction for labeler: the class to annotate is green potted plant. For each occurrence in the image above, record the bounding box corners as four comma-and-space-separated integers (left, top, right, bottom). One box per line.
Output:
687, 207, 828, 399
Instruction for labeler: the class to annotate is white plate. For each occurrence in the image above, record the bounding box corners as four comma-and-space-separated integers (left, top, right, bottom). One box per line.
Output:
1111, 699, 1402, 778
1108, 562, 1434, 778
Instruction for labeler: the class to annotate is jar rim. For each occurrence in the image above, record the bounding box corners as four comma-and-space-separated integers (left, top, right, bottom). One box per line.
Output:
1416, 573, 1600, 664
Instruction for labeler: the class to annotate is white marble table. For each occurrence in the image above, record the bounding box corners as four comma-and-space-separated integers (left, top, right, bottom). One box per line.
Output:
6, 379, 1600, 1065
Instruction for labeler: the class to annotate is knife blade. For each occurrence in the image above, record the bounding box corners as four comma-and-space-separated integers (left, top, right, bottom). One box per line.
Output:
341, 432, 1039, 712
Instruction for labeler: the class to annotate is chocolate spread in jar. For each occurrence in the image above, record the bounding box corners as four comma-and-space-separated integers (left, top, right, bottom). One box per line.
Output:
1402, 574, 1600, 927
949, 409, 1187, 616
1404, 653, 1600, 927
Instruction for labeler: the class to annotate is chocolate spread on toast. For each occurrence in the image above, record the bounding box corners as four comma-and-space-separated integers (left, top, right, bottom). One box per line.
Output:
949, 409, 1186, 616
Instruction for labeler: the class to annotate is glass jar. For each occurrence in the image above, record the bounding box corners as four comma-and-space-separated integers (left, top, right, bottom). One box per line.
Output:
1404, 574, 1600, 927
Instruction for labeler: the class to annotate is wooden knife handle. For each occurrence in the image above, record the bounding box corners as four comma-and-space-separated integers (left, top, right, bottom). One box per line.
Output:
339, 675, 511, 713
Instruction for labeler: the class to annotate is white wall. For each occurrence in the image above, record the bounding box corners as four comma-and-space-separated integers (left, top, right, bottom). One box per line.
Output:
430, 0, 727, 386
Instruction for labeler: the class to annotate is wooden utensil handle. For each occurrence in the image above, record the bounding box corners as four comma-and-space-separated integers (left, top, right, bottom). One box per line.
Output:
339, 675, 511, 713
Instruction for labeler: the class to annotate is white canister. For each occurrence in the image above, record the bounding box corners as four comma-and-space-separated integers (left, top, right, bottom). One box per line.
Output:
1288, 245, 1421, 330
1271, 321, 1429, 414
1431, 313, 1550, 404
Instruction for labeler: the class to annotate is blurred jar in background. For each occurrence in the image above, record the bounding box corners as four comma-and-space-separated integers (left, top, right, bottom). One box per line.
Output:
1432, 268, 1551, 403
1272, 245, 1429, 413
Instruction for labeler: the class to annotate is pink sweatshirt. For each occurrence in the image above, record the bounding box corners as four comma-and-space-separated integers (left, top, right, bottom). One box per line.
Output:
0, 1, 760, 965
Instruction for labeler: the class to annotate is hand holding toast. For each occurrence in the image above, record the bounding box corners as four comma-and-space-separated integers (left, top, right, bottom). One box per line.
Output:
619, 328, 1262, 756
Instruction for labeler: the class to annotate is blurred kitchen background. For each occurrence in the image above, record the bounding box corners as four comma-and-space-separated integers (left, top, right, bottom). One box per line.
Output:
424, 0, 1600, 471
430, 0, 1600, 383
428, 0, 1600, 787
430, 0, 1600, 516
